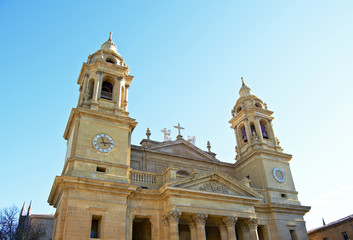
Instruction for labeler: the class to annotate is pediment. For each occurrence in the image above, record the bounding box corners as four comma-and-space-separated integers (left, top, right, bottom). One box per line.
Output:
167, 169, 262, 199
148, 140, 219, 162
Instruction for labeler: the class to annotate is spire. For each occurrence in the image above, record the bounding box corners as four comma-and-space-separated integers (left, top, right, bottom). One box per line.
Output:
27, 201, 32, 216
241, 77, 245, 86
109, 32, 112, 41
20, 202, 26, 216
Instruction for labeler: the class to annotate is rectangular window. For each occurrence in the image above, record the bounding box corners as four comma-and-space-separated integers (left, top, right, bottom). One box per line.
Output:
290, 230, 298, 240
342, 231, 348, 240
90, 216, 101, 238
96, 166, 106, 173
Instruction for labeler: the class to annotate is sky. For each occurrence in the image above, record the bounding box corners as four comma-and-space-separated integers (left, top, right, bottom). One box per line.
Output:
0, 0, 352, 231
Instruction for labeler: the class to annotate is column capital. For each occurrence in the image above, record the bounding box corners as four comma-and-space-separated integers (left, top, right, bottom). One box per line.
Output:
193, 213, 208, 225
117, 76, 123, 81
167, 210, 181, 224
96, 70, 103, 76
84, 72, 90, 78
246, 218, 258, 229
222, 216, 238, 228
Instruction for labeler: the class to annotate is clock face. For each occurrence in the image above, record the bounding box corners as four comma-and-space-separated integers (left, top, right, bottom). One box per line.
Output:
93, 134, 114, 153
273, 168, 286, 183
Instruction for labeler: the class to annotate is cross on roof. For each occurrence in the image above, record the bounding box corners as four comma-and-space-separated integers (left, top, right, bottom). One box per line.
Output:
174, 122, 184, 140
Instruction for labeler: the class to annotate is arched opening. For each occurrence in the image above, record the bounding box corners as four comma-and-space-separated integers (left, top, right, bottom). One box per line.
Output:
101, 81, 113, 100
87, 79, 94, 100
250, 122, 257, 136
105, 57, 116, 64
236, 107, 242, 113
239, 125, 247, 143
255, 102, 262, 108
260, 119, 270, 139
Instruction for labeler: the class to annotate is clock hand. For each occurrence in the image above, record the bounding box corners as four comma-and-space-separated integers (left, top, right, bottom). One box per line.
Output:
100, 137, 107, 146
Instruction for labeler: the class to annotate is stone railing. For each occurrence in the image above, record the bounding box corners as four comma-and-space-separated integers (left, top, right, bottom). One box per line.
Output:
129, 167, 180, 189
129, 170, 164, 188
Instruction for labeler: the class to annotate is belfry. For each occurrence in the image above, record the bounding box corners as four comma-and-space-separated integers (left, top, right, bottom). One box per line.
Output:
48, 34, 310, 240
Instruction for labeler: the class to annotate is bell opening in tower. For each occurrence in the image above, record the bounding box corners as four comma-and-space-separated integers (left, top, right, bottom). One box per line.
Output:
101, 81, 113, 100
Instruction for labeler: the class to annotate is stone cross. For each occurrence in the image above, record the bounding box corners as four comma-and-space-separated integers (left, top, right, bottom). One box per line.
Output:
174, 122, 184, 140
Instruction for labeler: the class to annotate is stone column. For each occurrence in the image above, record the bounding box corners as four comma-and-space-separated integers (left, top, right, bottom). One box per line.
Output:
81, 72, 90, 105
162, 215, 170, 240
92, 71, 102, 107
193, 213, 208, 240
115, 77, 123, 108
223, 216, 238, 240
254, 117, 264, 143
244, 118, 252, 143
187, 217, 197, 240
216, 220, 228, 240
124, 85, 129, 111
246, 218, 259, 240
268, 119, 277, 146
167, 210, 181, 240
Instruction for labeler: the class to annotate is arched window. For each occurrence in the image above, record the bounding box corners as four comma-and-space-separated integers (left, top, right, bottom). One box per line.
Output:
87, 79, 94, 100
106, 57, 116, 64
255, 102, 262, 108
239, 125, 247, 143
250, 123, 257, 136
236, 107, 242, 113
260, 120, 270, 139
101, 81, 113, 100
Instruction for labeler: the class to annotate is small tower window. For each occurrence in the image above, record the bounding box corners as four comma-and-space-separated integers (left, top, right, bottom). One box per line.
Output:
176, 170, 190, 176
106, 57, 116, 64
236, 107, 242, 113
240, 126, 247, 142
101, 81, 113, 100
250, 123, 257, 136
255, 102, 262, 108
260, 120, 270, 139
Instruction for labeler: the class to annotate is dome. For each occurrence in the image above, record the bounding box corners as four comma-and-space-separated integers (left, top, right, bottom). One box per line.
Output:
239, 77, 253, 97
101, 32, 118, 52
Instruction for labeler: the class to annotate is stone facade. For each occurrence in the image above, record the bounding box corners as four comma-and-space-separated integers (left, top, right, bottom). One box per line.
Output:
48, 34, 311, 240
308, 215, 353, 240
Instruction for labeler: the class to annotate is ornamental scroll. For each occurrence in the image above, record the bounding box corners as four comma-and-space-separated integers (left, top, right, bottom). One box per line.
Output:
199, 182, 229, 194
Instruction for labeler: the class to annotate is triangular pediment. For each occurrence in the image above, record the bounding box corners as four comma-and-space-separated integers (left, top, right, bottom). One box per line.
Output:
148, 140, 219, 162
166, 169, 262, 199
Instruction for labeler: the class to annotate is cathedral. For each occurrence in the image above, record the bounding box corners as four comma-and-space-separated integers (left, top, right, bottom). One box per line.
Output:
48, 34, 310, 240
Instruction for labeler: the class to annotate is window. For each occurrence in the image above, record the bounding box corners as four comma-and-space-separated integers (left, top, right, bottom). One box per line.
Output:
87, 80, 94, 100
96, 167, 106, 173
281, 193, 287, 198
90, 216, 101, 238
101, 81, 113, 100
342, 231, 349, 240
290, 230, 298, 240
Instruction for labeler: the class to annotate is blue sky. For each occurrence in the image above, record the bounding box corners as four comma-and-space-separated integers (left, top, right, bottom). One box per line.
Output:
1, 0, 352, 230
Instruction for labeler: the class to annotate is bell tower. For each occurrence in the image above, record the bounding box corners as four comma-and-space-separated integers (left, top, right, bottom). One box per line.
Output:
62, 33, 137, 183
229, 78, 302, 206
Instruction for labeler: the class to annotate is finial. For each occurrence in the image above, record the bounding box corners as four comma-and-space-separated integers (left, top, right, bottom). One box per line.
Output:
146, 128, 151, 140
27, 201, 32, 216
20, 202, 26, 216
241, 77, 245, 86
109, 32, 112, 41
207, 141, 211, 152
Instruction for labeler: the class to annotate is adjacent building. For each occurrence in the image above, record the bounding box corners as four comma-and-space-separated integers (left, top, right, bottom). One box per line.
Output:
308, 215, 353, 240
47, 34, 311, 240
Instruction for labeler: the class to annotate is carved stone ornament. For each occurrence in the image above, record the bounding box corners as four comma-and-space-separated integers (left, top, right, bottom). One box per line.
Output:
167, 210, 181, 223
222, 216, 238, 227
199, 182, 229, 194
246, 218, 258, 229
193, 213, 208, 225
